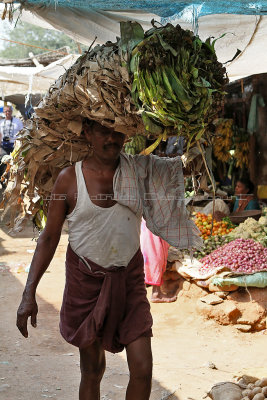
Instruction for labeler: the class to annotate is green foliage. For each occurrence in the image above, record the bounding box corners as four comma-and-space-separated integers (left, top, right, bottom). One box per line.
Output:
126, 22, 228, 146
0, 20, 86, 59
124, 135, 146, 155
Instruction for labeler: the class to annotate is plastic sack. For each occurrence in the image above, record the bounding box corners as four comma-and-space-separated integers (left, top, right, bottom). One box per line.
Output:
202, 199, 230, 216
212, 271, 267, 288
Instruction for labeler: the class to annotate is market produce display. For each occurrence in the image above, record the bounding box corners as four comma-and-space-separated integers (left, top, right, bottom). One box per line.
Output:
200, 238, 267, 275
1, 21, 228, 229
192, 234, 233, 259
228, 217, 267, 247
209, 378, 267, 400
241, 377, 267, 400
194, 212, 234, 239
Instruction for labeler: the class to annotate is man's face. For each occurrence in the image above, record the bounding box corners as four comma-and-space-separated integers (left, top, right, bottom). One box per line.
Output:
84, 122, 126, 160
3, 107, 12, 120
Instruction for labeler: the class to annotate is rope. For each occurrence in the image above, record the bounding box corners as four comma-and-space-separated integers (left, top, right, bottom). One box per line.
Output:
0, 37, 70, 55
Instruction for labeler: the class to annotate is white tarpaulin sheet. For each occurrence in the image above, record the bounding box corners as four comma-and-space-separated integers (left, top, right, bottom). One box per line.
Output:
14, 4, 267, 81
0, 53, 79, 96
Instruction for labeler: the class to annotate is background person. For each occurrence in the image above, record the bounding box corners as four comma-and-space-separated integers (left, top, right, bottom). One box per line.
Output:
213, 177, 261, 220
233, 178, 260, 212
0, 105, 24, 154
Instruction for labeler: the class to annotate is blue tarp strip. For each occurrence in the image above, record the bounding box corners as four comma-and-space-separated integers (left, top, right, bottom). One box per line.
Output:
21, 0, 267, 18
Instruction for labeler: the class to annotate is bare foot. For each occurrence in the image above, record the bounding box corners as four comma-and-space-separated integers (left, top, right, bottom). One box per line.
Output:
150, 285, 178, 303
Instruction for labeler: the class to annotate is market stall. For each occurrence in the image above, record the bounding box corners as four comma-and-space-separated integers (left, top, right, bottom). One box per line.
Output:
160, 208, 267, 332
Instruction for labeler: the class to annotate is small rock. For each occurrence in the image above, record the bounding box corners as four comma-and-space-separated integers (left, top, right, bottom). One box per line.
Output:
236, 324, 252, 332
224, 302, 241, 321
216, 291, 229, 299
203, 361, 217, 369
236, 303, 264, 325
200, 294, 224, 305
253, 318, 266, 332
208, 361, 217, 369
197, 299, 240, 325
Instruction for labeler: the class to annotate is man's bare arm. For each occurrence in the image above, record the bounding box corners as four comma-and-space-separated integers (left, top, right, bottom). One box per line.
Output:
16, 169, 71, 338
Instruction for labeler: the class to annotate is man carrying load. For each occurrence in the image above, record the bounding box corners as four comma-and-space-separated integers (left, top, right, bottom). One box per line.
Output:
16, 119, 201, 400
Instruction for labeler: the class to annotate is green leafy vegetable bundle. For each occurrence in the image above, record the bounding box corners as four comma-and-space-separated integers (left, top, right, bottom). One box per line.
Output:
126, 23, 228, 148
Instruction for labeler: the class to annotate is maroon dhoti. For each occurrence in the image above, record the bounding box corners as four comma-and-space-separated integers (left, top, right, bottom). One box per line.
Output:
60, 245, 153, 353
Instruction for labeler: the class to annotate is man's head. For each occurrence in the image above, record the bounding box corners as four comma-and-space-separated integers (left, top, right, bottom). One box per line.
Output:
3, 106, 13, 120
83, 119, 126, 161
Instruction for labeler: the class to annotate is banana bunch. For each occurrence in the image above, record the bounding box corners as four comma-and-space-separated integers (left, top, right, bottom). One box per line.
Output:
232, 126, 249, 169
213, 118, 233, 162
235, 141, 249, 168
124, 135, 146, 155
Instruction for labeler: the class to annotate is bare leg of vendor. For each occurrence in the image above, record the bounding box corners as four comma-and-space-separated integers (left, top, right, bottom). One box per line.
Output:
151, 281, 179, 303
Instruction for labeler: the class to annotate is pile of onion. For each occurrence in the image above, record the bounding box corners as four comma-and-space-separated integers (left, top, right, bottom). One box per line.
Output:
200, 238, 267, 274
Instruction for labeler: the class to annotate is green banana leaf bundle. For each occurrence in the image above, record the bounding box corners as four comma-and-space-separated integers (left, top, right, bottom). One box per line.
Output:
124, 22, 228, 149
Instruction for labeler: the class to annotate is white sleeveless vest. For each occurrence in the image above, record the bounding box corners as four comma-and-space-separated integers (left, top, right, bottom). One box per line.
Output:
67, 161, 142, 267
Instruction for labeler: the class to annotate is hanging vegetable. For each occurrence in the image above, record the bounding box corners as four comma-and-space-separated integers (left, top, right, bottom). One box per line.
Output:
233, 126, 250, 168
212, 118, 233, 162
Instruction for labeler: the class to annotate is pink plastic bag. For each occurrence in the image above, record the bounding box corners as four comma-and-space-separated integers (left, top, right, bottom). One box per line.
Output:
140, 219, 169, 286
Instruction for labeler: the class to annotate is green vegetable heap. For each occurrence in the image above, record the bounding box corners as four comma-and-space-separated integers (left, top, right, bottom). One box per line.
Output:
192, 235, 233, 259
128, 23, 228, 148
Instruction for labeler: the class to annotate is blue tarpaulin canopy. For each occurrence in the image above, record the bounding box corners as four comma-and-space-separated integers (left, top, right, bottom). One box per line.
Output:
3, 1, 267, 80
12, 0, 267, 18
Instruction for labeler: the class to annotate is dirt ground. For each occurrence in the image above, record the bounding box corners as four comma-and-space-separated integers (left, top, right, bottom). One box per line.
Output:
0, 215, 267, 400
